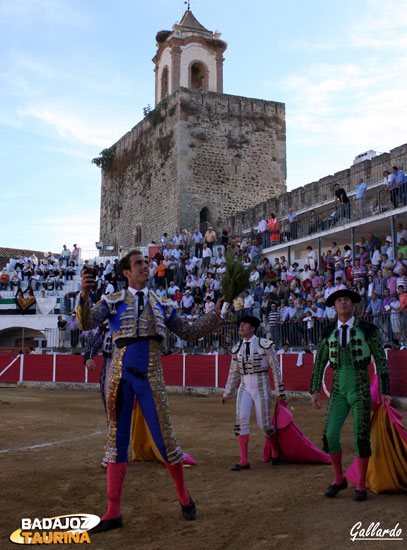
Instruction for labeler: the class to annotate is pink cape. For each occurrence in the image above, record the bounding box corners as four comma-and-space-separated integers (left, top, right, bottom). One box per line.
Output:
271, 401, 330, 463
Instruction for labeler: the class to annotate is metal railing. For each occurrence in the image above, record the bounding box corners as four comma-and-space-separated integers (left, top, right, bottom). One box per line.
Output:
20, 312, 407, 354
278, 186, 394, 243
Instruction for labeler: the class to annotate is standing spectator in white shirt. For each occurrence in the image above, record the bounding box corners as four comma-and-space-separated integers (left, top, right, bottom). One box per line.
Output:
382, 170, 397, 208
306, 246, 318, 271
192, 229, 203, 258
257, 216, 269, 249
243, 291, 254, 316
103, 260, 114, 282
172, 231, 183, 246
355, 178, 367, 218
202, 243, 212, 268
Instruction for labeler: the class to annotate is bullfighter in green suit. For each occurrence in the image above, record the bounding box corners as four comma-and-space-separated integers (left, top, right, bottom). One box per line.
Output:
311, 289, 391, 502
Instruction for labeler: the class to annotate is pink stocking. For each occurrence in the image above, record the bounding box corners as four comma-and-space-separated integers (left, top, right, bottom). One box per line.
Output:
270, 436, 279, 459
356, 456, 369, 491
102, 462, 127, 520
262, 437, 272, 462
238, 434, 249, 466
166, 461, 190, 505
329, 451, 344, 485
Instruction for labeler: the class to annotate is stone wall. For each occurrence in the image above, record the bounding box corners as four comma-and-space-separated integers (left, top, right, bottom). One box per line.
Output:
178, 88, 286, 231
226, 143, 407, 235
100, 95, 180, 250
99, 88, 286, 249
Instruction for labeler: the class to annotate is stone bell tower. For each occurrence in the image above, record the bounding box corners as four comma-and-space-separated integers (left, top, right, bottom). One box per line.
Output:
99, 10, 286, 252
152, 10, 227, 105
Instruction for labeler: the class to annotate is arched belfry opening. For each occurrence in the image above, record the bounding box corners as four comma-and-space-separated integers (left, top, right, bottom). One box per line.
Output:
161, 66, 169, 98
190, 62, 207, 91
200, 207, 209, 235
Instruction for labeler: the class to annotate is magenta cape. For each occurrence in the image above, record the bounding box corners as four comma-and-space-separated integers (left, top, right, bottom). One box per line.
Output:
270, 401, 330, 464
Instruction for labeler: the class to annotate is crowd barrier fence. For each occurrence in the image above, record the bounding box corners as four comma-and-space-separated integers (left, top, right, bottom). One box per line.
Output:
0, 351, 406, 397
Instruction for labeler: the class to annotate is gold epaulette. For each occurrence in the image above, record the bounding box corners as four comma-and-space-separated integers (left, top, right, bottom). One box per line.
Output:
101, 289, 126, 304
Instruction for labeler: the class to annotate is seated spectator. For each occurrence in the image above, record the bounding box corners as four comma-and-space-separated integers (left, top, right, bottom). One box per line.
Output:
0, 269, 10, 290
55, 272, 65, 290
9, 271, 21, 291
65, 261, 76, 281
103, 280, 115, 296
215, 248, 226, 266
391, 338, 406, 350
167, 281, 179, 297
204, 295, 215, 314
28, 270, 41, 291
156, 284, 168, 298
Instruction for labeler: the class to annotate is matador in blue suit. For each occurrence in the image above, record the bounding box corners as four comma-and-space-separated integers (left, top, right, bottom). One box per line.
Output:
77, 250, 223, 533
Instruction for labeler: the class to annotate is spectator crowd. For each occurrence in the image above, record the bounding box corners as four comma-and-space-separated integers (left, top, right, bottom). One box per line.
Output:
2, 214, 407, 352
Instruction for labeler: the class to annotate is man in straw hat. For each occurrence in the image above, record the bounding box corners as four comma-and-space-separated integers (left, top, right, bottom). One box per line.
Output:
311, 288, 391, 502
222, 315, 286, 471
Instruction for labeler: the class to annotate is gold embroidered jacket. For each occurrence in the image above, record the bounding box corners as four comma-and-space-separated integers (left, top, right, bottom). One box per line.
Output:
76, 289, 221, 345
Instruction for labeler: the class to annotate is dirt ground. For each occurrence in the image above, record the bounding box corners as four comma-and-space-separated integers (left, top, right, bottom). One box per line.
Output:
1, 385, 405, 550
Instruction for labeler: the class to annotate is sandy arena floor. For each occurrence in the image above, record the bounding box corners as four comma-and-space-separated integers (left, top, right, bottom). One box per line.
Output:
0, 386, 405, 550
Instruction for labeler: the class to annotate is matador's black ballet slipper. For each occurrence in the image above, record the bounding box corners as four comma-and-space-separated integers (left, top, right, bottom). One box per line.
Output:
230, 463, 251, 471
324, 478, 348, 498
353, 489, 367, 502
88, 516, 123, 534
271, 456, 280, 466
180, 495, 196, 521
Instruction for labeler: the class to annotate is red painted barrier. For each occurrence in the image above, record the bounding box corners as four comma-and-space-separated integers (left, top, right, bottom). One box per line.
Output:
388, 350, 407, 397
55, 355, 86, 383
23, 355, 53, 382
0, 352, 406, 397
185, 355, 215, 387
278, 353, 314, 392
218, 355, 232, 388
0, 354, 20, 382
162, 355, 183, 386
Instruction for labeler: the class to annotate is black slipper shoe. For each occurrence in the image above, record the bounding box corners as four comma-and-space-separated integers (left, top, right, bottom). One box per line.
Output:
181, 496, 196, 520
230, 463, 251, 471
88, 516, 123, 534
324, 478, 348, 498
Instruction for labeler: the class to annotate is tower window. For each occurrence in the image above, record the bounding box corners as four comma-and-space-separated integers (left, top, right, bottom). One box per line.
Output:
190, 63, 207, 91
161, 66, 169, 98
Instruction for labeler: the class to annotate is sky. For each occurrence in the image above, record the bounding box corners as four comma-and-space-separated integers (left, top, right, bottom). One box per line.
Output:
1, 0, 406, 255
